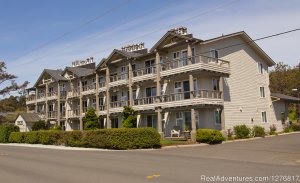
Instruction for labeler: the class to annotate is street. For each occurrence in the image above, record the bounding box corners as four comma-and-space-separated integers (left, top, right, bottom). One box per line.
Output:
1, 133, 300, 183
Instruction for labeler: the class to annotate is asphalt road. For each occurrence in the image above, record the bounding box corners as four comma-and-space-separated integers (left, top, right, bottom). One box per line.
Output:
1, 133, 300, 183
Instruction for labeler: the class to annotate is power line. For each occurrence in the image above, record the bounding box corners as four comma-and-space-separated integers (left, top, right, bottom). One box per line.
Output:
19, 0, 240, 68
13, 0, 133, 61
18, 0, 178, 67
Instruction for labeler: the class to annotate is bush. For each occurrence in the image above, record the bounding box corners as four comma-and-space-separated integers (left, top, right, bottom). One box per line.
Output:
9, 128, 161, 150
269, 124, 277, 135
233, 124, 250, 139
32, 120, 49, 131
291, 123, 300, 131
284, 126, 294, 133
196, 129, 225, 144
84, 108, 99, 130
252, 126, 266, 137
0, 124, 20, 143
122, 106, 137, 128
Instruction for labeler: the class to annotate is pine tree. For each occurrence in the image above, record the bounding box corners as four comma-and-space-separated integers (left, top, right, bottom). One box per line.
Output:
84, 107, 99, 130
122, 106, 137, 128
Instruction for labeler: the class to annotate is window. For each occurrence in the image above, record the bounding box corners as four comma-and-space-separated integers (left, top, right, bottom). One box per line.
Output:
92, 99, 96, 109
181, 50, 188, 66
147, 115, 157, 129
193, 79, 197, 96
132, 64, 136, 76
175, 112, 184, 130
145, 87, 156, 104
99, 98, 104, 106
17, 121, 23, 125
213, 79, 220, 91
210, 49, 219, 62
192, 47, 195, 63
82, 81, 87, 91
258, 62, 264, 74
173, 52, 180, 59
92, 78, 96, 89
111, 95, 118, 102
145, 59, 155, 74
215, 110, 221, 124
82, 100, 88, 112
99, 76, 105, 85
262, 111, 267, 122
111, 118, 118, 128
260, 87, 265, 98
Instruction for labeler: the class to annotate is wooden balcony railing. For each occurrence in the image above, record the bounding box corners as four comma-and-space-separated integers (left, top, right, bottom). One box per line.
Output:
47, 91, 57, 97
83, 84, 96, 92
26, 95, 36, 102
110, 73, 128, 82
134, 96, 156, 105
133, 67, 156, 77
99, 82, 106, 88
48, 111, 57, 119
110, 100, 129, 108
67, 109, 80, 118
37, 93, 45, 99
160, 55, 230, 71
161, 90, 222, 102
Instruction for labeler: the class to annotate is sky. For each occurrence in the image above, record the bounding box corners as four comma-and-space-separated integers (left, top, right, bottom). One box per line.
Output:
0, 0, 300, 89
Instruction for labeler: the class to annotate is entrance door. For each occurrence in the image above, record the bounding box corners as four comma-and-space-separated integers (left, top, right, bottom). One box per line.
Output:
182, 50, 188, 66
147, 115, 157, 129
184, 112, 191, 131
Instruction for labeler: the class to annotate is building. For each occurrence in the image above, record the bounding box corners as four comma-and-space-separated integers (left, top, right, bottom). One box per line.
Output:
15, 113, 41, 132
25, 27, 298, 140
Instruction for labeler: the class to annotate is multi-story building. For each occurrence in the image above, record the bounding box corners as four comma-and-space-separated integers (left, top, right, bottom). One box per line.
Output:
25, 27, 297, 140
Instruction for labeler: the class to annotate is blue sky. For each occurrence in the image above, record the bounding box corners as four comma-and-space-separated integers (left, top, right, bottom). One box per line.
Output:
1, 0, 300, 88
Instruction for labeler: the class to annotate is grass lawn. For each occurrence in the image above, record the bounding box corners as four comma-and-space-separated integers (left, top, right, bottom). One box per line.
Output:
160, 139, 190, 146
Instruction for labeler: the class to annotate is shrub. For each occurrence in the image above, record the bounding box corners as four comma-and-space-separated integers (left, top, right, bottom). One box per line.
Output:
63, 131, 83, 147
0, 124, 20, 143
233, 124, 250, 139
252, 126, 266, 137
51, 125, 62, 131
269, 124, 277, 135
84, 108, 99, 130
122, 106, 137, 128
284, 126, 294, 133
9, 132, 25, 143
81, 128, 160, 149
8, 128, 160, 150
291, 123, 300, 131
32, 120, 49, 131
196, 129, 225, 144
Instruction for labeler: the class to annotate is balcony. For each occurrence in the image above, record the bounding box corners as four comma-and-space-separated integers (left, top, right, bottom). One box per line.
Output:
160, 55, 230, 77
47, 91, 58, 101
36, 93, 46, 103
48, 111, 57, 119
98, 82, 106, 92
132, 67, 156, 83
133, 96, 158, 111
160, 90, 223, 108
60, 91, 67, 99
109, 73, 128, 87
26, 95, 36, 104
82, 84, 96, 95
67, 109, 81, 118
60, 111, 66, 118
67, 89, 80, 98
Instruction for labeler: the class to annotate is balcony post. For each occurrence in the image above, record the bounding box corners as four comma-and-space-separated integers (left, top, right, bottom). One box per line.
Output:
79, 78, 83, 130
35, 88, 38, 113
57, 82, 61, 125
187, 43, 192, 65
128, 60, 133, 107
45, 83, 48, 122
155, 51, 161, 103
189, 74, 194, 99
191, 108, 196, 142
105, 67, 111, 128
156, 107, 164, 139
95, 73, 99, 115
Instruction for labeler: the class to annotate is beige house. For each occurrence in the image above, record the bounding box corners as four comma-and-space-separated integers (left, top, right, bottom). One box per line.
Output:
25, 27, 298, 139
15, 113, 41, 132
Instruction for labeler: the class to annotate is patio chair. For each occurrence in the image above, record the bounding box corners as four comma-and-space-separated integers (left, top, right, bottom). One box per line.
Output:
171, 126, 181, 137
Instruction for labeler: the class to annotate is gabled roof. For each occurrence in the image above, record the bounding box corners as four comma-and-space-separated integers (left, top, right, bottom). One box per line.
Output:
103, 49, 143, 66
149, 31, 202, 52
33, 69, 67, 87
18, 113, 41, 122
202, 31, 276, 66
271, 93, 300, 102
96, 58, 107, 71
63, 67, 95, 78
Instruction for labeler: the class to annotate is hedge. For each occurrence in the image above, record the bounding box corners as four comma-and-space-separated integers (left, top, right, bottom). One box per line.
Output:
252, 126, 266, 137
9, 128, 161, 150
196, 129, 225, 144
0, 124, 20, 143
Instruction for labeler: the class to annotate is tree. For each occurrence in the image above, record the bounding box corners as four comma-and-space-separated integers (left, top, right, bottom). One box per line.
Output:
122, 106, 137, 128
84, 107, 99, 130
32, 120, 49, 131
0, 61, 28, 96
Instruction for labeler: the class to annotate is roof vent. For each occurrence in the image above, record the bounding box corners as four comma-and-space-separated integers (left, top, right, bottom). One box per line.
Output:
170, 26, 187, 35
72, 57, 94, 67
121, 42, 145, 52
